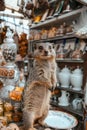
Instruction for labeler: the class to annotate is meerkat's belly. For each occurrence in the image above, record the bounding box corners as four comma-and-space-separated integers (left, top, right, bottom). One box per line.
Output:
24, 85, 51, 118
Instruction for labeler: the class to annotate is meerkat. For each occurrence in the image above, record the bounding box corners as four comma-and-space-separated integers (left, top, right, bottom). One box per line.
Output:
23, 42, 57, 130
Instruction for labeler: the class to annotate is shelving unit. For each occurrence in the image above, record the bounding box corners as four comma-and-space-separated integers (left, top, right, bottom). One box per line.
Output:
51, 101, 84, 117
29, 1, 87, 129
30, 33, 75, 43
30, 7, 87, 29
76, 0, 87, 6
56, 58, 84, 63
57, 86, 84, 95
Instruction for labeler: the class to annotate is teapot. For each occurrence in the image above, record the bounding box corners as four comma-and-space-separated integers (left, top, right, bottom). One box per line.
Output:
58, 66, 71, 88
72, 98, 83, 110
70, 67, 83, 91
58, 90, 70, 106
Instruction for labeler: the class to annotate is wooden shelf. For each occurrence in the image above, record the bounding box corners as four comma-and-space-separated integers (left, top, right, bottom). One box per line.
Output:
57, 86, 84, 95
30, 33, 75, 43
49, 0, 57, 4
27, 58, 84, 64
29, 2, 87, 128
51, 101, 84, 117
30, 7, 87, 29
56, 58, 84, 63
76, 0, 87, 6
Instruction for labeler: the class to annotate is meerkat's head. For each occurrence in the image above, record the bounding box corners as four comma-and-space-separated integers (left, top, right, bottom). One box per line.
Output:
33, 42, 56, 60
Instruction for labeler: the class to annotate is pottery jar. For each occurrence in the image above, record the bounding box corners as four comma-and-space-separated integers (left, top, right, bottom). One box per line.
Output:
72, 98, 83, 110
58, 66, 71, 88
70, 67, 83, 91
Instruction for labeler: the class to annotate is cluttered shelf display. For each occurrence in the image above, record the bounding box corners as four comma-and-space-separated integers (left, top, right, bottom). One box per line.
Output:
0, 0, 86, 129
0, 28, 26, 129
28, 1, 87, 130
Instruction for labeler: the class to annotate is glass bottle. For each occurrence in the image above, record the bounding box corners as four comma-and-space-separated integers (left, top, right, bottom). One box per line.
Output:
0, 28, 20, 100
1, 28, 17, 66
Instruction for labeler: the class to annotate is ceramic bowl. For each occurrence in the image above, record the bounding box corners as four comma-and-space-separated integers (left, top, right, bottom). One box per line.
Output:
44, 110, 78, 129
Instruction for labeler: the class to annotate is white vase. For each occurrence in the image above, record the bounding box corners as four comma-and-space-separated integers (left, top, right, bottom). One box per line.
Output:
70, 67, 83, 91
58, 66, 71, 88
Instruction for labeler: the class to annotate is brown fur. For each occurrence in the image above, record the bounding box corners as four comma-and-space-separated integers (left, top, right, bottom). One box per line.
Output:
23, 43, 57, 130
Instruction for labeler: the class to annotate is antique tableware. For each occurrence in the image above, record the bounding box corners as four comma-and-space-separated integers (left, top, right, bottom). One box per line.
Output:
44, 110, 78, 130
70, 67, 83, 91
58, 90, 70, 106
58, 66, 71, 88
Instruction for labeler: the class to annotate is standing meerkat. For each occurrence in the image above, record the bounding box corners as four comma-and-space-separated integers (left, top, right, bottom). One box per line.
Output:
23, 42, 57, 130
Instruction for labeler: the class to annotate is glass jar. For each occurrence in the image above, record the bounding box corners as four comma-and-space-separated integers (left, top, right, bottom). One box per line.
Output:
4, 102, 13, 112
0, 64, 20, 100
0, 107, 3, 116
0, 99, 4, 109
4, 111, 13, 123
1, 28, 17, 65
13, 102, 22, 122
13, 102, 22, 111
0, 99, 4, 116
0, 116, 7, 126
12, 112, 22, 122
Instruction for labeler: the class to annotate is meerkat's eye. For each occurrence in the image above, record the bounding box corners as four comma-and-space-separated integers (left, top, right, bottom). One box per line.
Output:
38, 46, 43, 50
49, 46, 51, 49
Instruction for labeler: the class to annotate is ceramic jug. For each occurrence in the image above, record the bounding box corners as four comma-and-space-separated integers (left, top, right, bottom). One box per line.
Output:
70, 67, 83, 91
58, 66, 71, 88
58, 90, 70, 106
72, 98, 83, 110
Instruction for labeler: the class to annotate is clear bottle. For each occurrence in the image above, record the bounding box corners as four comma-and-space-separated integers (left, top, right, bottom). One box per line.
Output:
1, 28, 17, 66
0, 29, 20, 100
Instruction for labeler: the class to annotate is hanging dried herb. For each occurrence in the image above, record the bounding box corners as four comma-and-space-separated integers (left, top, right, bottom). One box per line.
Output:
0, 0, 5, 11
38, 0, 49, 10
25, 1, 34, 10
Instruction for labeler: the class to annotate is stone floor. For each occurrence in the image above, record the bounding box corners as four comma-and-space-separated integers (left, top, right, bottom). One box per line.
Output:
19, 125, 56, 130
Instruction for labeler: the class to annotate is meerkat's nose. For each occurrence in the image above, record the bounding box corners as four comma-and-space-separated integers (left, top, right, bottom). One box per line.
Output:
44, 51, 48, 56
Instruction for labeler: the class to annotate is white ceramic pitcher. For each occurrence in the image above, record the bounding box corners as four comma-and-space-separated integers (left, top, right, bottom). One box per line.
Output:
72, 98, 83, 110
58, 90, 70, 106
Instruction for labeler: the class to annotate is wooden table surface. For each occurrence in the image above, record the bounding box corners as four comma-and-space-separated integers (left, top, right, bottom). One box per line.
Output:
19, 125, 56, 130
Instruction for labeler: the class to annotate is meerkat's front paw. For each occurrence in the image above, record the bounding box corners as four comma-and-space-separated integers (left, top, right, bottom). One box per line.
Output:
53, 82, 57, 88
48, 82, 52, 88
38, 121, 48, 128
